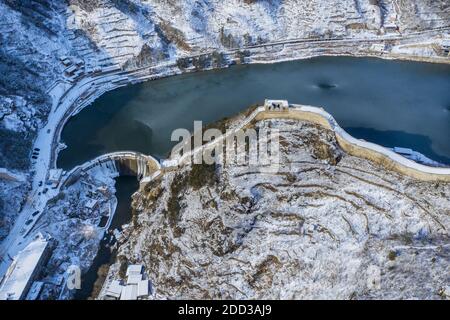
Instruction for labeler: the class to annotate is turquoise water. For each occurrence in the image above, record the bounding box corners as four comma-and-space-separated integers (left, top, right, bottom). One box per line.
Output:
58, 56, 450, 169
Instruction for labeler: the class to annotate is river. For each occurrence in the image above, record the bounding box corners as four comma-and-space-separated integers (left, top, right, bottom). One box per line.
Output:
58, 56, 450, 169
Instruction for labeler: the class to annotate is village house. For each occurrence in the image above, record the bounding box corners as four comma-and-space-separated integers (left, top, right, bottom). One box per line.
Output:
264, 99, 289, 111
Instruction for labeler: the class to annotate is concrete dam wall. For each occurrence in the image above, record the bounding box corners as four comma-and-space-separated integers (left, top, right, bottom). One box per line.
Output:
62, 151, 161, 188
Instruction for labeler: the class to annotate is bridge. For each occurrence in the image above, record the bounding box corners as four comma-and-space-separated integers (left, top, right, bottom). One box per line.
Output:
61, 151, 161, 188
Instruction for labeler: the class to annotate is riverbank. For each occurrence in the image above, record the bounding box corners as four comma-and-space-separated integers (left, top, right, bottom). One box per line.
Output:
60, 101, 450, 299
74, 176, 138, 300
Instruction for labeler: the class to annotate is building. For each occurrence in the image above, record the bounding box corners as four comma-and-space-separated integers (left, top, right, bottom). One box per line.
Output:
126, 265, 143, 277
264, 99, 289, 111
64, 65, 78, 77
383, 23, 398, 34
103, 264, 150, 300
96, 186, 111, 196
60, 56, 72, 66
137, 280, 149, 298
104, 280, 123, 299
120, 285, 137, 300
74, 59, 84, 67
0, 233, 51, 300
127, 273, 142, 285
383, 14, 399, 34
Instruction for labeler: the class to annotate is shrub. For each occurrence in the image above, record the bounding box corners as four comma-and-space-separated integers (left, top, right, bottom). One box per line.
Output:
188, 163, 217, 190
118, 255, 128, 279
388, 250, 397, 261
166, 173, 187, 226
0, 127, 33, 170
156, 22, 191, 51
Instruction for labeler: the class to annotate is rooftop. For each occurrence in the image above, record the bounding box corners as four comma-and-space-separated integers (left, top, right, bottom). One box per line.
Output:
120, 285, 137, 300
127, 273, 142, 285
0, 234, 50, 300
85, 199, 99, 210
126, 265, 142, 277
137, 280, 149, 297
104, 280, 123, 299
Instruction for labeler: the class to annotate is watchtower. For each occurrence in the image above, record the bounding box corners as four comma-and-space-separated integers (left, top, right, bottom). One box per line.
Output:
264, 99, 289, 111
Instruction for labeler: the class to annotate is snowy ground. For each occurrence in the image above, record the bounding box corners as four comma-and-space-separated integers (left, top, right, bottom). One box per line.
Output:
0, 178, 28, 242
27, 165, 118, 300
104, 118, 450, 299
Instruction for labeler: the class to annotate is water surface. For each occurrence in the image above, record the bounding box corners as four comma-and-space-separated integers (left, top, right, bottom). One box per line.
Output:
59, 57, 450, 169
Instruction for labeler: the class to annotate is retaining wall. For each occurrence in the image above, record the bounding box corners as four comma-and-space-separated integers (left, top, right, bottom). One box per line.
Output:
61, 151, 161, 188
168, 104, 450, 182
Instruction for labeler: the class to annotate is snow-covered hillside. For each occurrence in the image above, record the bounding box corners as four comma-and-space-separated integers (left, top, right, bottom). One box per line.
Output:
105, 117, 450, 299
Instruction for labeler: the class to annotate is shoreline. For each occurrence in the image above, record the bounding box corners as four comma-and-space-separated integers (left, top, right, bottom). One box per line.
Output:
50, 51, 450, 171
164, 104, 450, 182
